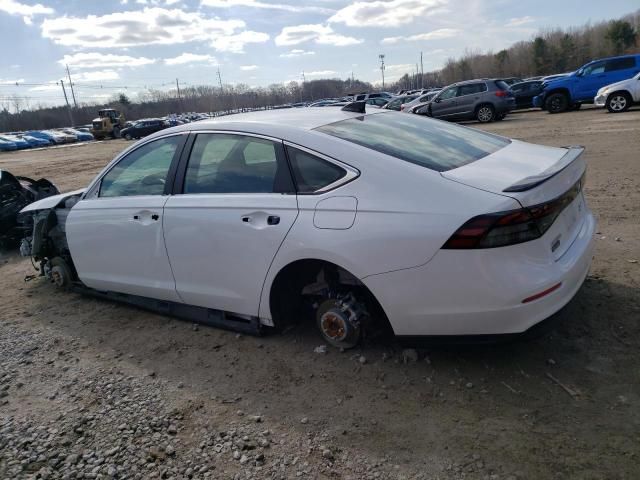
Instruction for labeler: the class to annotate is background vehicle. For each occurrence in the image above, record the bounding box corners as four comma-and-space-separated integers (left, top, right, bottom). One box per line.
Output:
365, 97, 390, 108
63, 128, 94, 141
594, 71, 640, 112
20, 106, 594, 350
424, 79, 515, 122
120, 119, 167, 140
383, 94, 418, 111
24, 131, 56, 145
0, 134, 30, 150
91, 108, 125, 139
510, 80, 544, 109
353, 92, 393, 101
19, 134, 50, 148
0, 169, 58, 247
533, 54, 640, 113
0, 138, 17, 151
500, 77, 524, 86
401, 90, 441, 112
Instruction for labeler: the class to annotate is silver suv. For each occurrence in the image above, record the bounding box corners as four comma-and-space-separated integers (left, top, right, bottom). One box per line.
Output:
417, 79, 515, 123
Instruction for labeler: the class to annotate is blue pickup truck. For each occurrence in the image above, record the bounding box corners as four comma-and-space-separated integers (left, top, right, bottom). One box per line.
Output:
533, 54, 640, 113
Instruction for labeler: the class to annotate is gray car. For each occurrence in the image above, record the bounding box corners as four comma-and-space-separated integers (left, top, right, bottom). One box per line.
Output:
420, 79, 516, 123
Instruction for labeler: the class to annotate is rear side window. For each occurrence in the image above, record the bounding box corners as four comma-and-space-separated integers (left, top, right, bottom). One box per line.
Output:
315, 112, 510, 172
606, 57, 636, 71
494, 80, 510, 90
183, 134, 293, 194
286, 146, 346, 193
458, 83, 487, 95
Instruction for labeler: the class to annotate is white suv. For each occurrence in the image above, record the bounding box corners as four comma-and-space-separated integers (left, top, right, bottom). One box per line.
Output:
594, 72, 640, 113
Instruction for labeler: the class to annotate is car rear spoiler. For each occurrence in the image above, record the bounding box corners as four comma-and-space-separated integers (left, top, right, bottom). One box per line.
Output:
502, 146, 585, 192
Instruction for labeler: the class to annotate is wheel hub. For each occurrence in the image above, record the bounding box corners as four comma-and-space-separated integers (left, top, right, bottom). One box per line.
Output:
320, 309, 348, 342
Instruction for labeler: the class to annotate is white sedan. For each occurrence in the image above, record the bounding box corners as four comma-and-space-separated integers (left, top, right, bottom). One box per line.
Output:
20, 104, 596, 348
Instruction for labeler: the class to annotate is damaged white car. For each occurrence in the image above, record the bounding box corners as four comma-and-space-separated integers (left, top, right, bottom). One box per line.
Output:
20, 104, 596, 348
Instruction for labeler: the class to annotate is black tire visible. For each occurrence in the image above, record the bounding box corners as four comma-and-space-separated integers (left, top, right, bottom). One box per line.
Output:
606, 92, 632, 113
476, 104, 495, 123
124, 133, 132, 140
545, 92, 569, 113
112, 126, 121, 139
316, 298, 361, 349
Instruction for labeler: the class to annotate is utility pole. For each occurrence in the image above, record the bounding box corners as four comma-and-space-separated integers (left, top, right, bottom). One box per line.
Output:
59, 79, 74, 125
420, 52, 424, 89
378, 54, 386, 89
175, 78, 182, 112
416, 63, 419, 90
216, 68, 223, 90
66, 65, 78, 108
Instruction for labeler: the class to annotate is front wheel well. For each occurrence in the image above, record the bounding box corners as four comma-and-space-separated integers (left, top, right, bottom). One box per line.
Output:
268, 259, 391, 335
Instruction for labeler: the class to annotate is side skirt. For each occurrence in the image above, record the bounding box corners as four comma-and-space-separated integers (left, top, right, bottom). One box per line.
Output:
73, 285, 263, 336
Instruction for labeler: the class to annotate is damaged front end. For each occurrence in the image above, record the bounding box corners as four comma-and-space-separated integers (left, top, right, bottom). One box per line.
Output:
0, 169, 59, 248
19, 189, 84, 288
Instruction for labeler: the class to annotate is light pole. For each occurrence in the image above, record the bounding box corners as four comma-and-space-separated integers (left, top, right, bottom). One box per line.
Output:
379, 54, 385, 89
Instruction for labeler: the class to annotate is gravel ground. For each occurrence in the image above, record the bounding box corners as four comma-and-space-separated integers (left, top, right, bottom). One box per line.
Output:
1, 106, 639, 479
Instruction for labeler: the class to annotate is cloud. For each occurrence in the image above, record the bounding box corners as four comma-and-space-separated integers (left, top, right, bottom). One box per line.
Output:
41, 7, 269, 53
59, 52, 157, 69
305, 70, 337, 77
505, 16, 536, 27
200, 0, 332, 14
72, 70, 121, 82
0, 0, 54, 18
382, 28, 459, 44
165, 53, 217, 65
279, 49, 315, 58
0, 78, 25, 85
29, 83, 60, 92
240, 65, 258, 71
329, 0, 446, 28
275, 24, 362, 47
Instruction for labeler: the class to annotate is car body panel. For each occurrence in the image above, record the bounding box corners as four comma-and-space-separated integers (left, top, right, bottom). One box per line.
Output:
66, 195, 182, 302
162, 193, 299, 317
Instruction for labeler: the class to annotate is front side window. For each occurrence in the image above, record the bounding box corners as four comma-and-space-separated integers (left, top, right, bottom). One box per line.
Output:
183, 134, 293, 194
582, 61, 605, 76
438, 87, 458, 100
315, 112, 510, 172
100, 136, 181, 197
286, 146, 347, 193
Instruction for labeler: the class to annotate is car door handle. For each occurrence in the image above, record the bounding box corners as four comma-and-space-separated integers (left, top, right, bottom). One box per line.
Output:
151, 214, 159, 221
267, 215, 280, 225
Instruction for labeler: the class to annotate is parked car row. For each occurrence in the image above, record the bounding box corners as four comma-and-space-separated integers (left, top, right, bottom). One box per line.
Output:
0, 128, 94, 151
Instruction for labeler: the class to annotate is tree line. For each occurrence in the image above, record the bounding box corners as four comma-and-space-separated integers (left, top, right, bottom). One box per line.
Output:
0, 10, 638, 132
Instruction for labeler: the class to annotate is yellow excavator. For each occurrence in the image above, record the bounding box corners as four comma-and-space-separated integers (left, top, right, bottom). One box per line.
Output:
91, 109, 125, 139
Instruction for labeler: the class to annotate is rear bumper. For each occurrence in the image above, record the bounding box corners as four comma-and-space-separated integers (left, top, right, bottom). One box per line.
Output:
364, 210, 596, 337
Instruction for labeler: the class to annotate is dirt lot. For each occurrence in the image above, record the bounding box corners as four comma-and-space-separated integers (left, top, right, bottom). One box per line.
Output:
1, 107, 639, 479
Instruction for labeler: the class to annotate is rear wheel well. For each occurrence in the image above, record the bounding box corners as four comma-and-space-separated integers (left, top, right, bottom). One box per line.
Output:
269, 259, 391, 336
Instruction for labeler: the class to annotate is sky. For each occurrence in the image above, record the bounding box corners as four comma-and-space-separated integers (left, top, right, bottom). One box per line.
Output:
0, 0, 638, 108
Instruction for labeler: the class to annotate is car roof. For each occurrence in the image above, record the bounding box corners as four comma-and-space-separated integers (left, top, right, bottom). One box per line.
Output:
173, 107, 379, 132
141, 107, 388, 146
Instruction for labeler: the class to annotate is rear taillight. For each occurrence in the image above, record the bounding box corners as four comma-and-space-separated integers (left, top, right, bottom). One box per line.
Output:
495, 90, 509, 97
443, 173, 585, 249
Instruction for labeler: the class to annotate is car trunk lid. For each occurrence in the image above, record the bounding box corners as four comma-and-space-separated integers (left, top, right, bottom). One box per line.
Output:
442, 141, 588, 260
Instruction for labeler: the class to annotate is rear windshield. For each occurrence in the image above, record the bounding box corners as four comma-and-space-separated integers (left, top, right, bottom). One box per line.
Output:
314, 112, 510, 172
